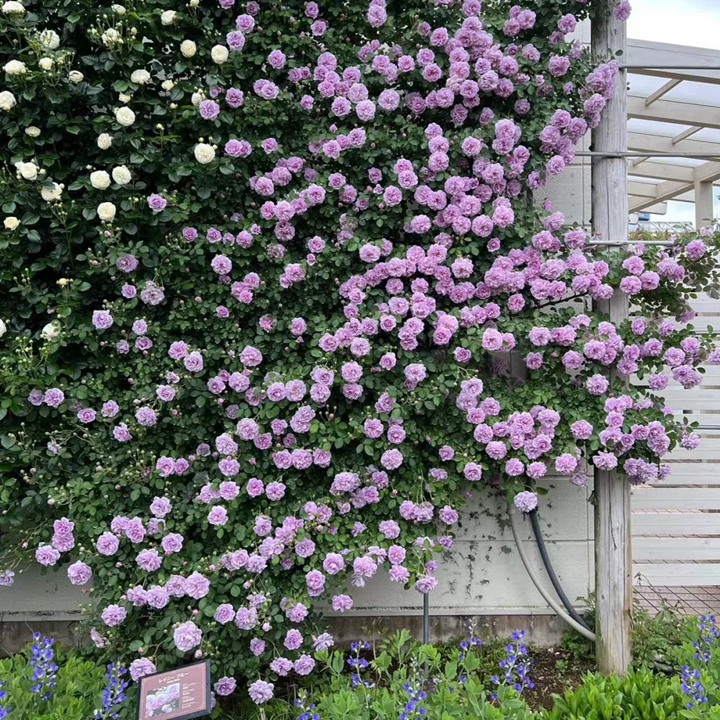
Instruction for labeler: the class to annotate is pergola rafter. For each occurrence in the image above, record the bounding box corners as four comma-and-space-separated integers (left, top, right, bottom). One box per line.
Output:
627, 96, 720, 131
594, 40, 720, 223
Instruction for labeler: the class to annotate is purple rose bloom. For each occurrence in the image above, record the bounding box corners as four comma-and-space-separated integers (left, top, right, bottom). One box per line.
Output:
67, 561, 92, 585
173, 621, 202, 652
248, 680, 274, 704
43, 388, 65, 408
514, 491, 538, 513
135, 406, 158, 427
35, 545, 60, 566
215, 677, 237, 697
129, 658, 156, 682
77, 408, 97, 424
215, 603, 236, 624
92, 310, 113, 330
101, 604, 127, 627
199, 100, 220, 120
147, 193, 167, 212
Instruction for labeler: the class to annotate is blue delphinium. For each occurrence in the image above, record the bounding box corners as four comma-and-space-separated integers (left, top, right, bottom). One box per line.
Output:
694, 615, 719, 665
0, 680, 11, 719
93, 662, 129, 720
399, 678, 427, 720
29, 633, 58, 701
680, 666, 707, 710
491, 630, 534, 698
294, 689, 320, 720
347, 641, 374, 690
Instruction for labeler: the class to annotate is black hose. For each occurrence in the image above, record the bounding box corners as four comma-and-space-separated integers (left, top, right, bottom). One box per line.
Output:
528, 509, 593, 633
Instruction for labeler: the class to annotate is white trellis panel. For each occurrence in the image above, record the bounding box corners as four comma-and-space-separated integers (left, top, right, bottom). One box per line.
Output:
631, 294, 720, 587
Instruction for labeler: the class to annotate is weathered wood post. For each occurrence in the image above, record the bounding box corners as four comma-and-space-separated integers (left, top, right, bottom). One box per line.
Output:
591, 1, 633, 675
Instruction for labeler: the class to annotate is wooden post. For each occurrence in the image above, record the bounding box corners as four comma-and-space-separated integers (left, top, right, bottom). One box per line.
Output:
591, 2, 633, 675
694, 180, 714, 229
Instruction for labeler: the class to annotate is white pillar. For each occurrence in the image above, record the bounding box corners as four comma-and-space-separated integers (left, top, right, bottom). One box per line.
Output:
695, 180, 714, 229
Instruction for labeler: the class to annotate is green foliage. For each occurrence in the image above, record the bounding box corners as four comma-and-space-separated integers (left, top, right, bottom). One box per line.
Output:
544, 669, 687, 720
0, 640, 113, 720
560, 602, 698, 672
302, 631, 537, 720
631, 607, 696, 672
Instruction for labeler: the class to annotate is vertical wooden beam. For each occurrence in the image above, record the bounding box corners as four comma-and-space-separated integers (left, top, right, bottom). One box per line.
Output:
694, 180, 714, 228
591, 2, 633, 675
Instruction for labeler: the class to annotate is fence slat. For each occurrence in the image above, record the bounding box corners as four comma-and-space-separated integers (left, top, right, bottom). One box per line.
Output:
632, 488, 720, 510
632, 513, 720, 536
633, 563, 720, 586
634, 537, 720, 561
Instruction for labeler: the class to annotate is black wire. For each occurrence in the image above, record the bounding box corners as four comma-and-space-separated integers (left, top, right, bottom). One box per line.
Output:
528, 509, 593, 634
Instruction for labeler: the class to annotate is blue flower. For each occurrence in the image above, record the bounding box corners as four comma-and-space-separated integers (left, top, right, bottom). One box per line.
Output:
93, 662, 129, 720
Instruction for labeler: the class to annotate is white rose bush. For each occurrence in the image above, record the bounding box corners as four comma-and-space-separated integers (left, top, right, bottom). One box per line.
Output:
1, 0, 720, 709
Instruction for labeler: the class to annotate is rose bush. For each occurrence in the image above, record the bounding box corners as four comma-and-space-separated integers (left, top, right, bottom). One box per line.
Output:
1, 0, 719, 706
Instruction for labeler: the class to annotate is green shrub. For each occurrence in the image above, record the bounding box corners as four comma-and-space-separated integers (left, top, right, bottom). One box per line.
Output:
0, 634, 127, 720
545, 668, 686, 720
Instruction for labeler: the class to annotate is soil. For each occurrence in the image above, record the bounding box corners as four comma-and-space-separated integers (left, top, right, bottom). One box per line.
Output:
523, 647, 597, 710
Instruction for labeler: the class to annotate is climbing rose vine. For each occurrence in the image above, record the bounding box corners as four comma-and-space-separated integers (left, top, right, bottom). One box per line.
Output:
1, 0, 719, 705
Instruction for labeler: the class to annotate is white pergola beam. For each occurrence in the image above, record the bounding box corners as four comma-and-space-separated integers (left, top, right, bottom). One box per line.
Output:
627, 131, 720, 157
624, 137, 720, 211
672, 127, 702, 145
641, 203, 668, 215
627, 96, 720, 130
644, 78, 682, 106
629, 179, 696, 212
628, 182, 661, 199
628, 162, 695, 182
694, 160, 720, 184
627, 39, 720, 85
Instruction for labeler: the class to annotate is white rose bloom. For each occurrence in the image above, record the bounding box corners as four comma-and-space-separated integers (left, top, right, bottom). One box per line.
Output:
3, 60, 27, 75
39, 57, 54, 71
189, 0, 199, 7
25, 126, 41, 137
39, 30, 60, 49
211, 45, 229, 64
160, 9, 176, 25
111, 3, 126, 14
161, 79, 174, 91
1, 1, 25, 15
3, 216, 19, 230
114, 106, 135, 126
101, 28, 121, 47
41, 182, 63, 202
0, 90, 16, 111
191, 91, 204, 106
90, 170, 111, 190
194, 143, 215, 164
97, 133, 113, 150
16, 161, 38, 181
130, 69, 150, 85
41, 322, 60, 341
111, 165, 131, 185
118, 92, 132, 103
97, 202, 117, 222
0, 319, 6, 337
180, 40, 197, 58
68, 70, 84, 83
